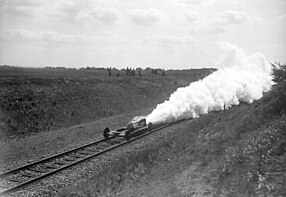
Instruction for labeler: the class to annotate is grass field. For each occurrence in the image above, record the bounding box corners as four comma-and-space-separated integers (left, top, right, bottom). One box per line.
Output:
0, 65, 215, 79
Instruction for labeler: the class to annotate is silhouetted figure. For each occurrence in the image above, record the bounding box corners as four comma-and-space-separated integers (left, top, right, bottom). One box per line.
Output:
139, 70, 142, 77
107, 67, 111, 77
126, 67, 130, 76
132, 69, 135, 76
162, 69, 165, 76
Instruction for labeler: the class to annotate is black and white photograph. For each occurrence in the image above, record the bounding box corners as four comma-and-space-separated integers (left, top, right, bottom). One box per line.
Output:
0, 0, 285, 196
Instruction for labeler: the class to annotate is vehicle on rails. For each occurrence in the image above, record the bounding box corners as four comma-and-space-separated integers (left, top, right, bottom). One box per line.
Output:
103, 116, 153, 140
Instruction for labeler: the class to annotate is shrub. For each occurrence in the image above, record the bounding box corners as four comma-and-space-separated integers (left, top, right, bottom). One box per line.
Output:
271, 62, 286, 113
272, 62, 286, 91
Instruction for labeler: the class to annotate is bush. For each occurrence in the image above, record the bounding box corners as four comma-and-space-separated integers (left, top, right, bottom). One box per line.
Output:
271, 62, 286, 113
272, 62, 286, 91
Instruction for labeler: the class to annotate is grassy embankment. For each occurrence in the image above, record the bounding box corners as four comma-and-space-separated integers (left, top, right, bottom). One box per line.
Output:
59, 64, 286, 196
0, 66, 214, 139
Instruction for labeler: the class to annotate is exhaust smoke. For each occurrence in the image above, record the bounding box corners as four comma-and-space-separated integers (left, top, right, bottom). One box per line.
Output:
146, 43, 273, 125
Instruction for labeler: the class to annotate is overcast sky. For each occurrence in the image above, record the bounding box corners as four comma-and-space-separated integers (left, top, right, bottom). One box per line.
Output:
0, 0, 285, 69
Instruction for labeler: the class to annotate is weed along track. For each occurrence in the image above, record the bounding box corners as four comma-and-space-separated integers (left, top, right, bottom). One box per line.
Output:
0, 123, 173, 196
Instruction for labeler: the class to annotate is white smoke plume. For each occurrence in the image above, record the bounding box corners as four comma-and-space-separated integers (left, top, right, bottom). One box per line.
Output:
146, 42, 273, 125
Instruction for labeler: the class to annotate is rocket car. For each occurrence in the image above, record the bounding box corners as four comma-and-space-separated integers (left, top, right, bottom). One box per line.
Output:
103, 116, 152, 140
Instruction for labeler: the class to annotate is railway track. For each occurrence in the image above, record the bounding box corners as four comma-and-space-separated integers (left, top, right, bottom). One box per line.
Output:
0, 123, 172, 196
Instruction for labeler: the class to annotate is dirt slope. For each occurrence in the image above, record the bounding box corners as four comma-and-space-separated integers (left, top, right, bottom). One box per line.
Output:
0, 75, 196, 139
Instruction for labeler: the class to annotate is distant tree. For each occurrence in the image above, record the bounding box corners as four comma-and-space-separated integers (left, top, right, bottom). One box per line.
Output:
136, 67, 142, 77
144, 67, 152, 74
112, 68, 120, 73
151, 69, 158, 76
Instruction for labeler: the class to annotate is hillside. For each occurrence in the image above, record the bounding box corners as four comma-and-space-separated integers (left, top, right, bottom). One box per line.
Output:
0, 66, 214, 139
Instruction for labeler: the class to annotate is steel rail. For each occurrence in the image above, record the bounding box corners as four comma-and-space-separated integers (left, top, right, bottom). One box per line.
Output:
0, 123, 174, 196
0, 137, 115, 178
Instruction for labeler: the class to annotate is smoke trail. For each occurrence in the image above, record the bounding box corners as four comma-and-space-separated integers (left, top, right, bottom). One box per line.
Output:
146, 42, 273, 124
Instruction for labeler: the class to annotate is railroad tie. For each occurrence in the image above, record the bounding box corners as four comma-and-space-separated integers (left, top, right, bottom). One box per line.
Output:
21, 173, 37, 178
43, 164, 59, 169
78, 151, 92, 155
84, 149, 96, 153
54, 161, 69, 166
73, 154, 85, 158
5, 177, 22, 183
62, 158, 75, 162
0, 181, 9, 189
27, 168, 47, 173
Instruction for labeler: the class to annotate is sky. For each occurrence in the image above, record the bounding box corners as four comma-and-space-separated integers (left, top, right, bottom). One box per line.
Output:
0, 0, 285, 69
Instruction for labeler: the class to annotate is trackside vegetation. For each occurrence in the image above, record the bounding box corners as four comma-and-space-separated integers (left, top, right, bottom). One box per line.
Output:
271, 62, 286, 113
